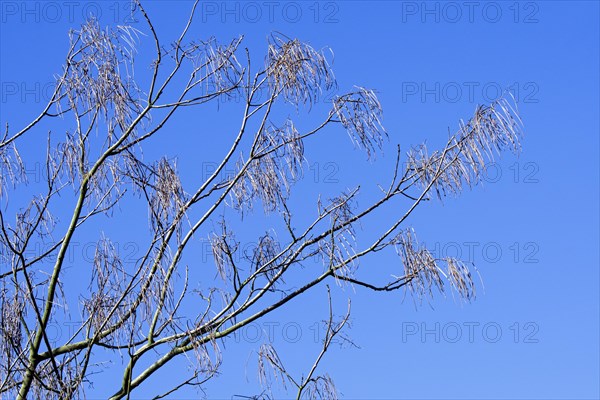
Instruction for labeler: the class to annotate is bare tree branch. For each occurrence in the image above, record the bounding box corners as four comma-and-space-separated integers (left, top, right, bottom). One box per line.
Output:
0, 4, 523, 399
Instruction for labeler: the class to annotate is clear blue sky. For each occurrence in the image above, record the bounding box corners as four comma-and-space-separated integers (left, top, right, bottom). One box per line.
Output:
1, 1, 599, 399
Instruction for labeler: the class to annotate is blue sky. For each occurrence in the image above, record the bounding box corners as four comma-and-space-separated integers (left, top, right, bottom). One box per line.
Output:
1, 1, 599, 399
